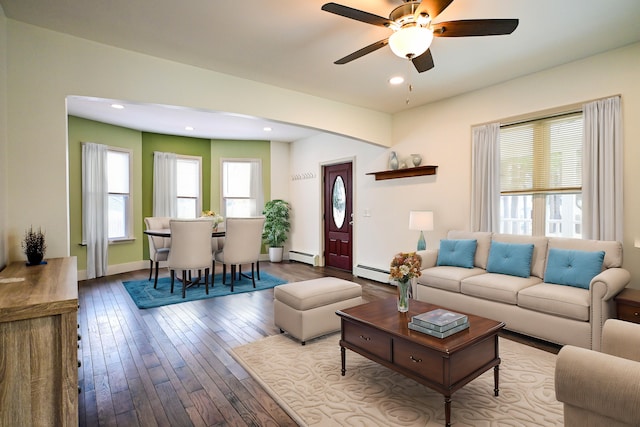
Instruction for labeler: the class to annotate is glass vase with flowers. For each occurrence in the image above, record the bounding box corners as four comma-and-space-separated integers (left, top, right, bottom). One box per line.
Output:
389, 251, 422, 312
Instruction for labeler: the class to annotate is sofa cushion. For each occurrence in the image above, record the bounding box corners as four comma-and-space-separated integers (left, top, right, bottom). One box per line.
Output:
486, 241, 534, 278
418, 266, 486, 293
447, 230, 492, 269
461, 273, 542, 304
492, 233, 548, 279
518, 283, 590, 321
437, 239, 477, 268
544, 248, 605, 289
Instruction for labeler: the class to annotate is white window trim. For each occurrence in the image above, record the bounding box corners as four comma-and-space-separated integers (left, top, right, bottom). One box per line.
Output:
108, 146, 134, 242
220, 157, 263, 218
177, 154, 203, 218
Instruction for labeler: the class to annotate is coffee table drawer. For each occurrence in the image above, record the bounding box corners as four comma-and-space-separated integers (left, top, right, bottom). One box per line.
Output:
343, 322, 392, 361
393, 338, 443, 383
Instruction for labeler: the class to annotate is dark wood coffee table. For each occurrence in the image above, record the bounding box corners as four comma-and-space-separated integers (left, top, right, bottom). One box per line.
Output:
336, 297, 505, 427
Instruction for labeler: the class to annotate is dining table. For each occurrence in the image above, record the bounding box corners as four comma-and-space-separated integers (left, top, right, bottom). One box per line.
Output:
144, 229, 225, 238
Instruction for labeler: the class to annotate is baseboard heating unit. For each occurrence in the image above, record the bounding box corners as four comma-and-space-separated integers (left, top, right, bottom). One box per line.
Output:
288, 251, 319, 266
354, 264, 390, 284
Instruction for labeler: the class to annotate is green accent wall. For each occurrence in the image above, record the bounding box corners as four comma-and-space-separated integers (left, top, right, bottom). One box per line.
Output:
68, 116, 143, 271
210, 139, 271, 212
141, 132, 211, 259
68, 116, 272, 269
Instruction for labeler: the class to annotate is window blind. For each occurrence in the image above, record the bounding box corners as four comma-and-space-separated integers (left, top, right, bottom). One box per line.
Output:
500, 112, 583, 194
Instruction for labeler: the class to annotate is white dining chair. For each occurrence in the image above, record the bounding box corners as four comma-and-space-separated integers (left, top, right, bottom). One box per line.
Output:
167, 219, 213, 298
144, 216, 172, 288
213, 217, 265, 292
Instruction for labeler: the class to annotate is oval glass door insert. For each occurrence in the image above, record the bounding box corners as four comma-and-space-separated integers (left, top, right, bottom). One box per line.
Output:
332, 176, 346, 228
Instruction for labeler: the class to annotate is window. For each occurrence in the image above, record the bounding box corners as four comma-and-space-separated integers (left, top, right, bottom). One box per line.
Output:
176, 156, 202, 218
222, 159, 263, 217
107, 148, 132, 240
499, 112, 583, 237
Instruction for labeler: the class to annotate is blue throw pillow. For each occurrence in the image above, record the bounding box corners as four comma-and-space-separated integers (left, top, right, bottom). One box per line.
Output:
436, 239, 477, 269
486, 241, 534, 278
544, 248, 605, 289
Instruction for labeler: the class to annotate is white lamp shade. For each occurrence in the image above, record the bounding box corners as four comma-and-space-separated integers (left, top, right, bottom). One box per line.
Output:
409, 211, 434, 231
389, 26, 434, 59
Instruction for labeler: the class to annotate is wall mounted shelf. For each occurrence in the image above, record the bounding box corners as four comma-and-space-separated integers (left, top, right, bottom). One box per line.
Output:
366, 165, 438, 181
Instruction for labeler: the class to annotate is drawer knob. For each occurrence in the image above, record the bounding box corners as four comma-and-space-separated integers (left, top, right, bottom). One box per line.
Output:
359, 335, 371, 341
409, 355, 422, 363
635, 312, 639, 316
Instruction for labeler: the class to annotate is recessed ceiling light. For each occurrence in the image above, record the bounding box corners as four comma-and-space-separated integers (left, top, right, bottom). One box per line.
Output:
263, 127, 272, 132
185, 126, 194, 131
111, 103, 125, 109
389, 76, 405, 85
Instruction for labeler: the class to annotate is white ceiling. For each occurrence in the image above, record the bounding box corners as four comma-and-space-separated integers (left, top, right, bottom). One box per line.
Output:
3, 0, 640, 141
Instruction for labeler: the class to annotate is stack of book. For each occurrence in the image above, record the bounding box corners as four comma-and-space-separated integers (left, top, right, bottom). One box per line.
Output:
408, 308, 469, 338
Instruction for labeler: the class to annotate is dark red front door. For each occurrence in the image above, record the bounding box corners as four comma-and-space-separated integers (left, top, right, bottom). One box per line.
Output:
323, 162, 353, 271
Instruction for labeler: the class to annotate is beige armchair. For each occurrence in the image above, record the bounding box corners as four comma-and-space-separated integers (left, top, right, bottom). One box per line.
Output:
213, 217, 265, 292
555, 319, 640, 426
144, 216, 172, 288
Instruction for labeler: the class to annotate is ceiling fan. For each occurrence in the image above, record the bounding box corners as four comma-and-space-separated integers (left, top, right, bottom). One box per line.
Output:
321, 0, 519, 73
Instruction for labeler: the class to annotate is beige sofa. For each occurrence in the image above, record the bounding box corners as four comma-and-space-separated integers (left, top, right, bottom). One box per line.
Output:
555, 319, 640, 426
415, 230, 630, 350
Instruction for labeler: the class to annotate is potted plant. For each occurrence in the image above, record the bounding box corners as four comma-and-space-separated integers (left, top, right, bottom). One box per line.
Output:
22, 225, 47, 266
262, 199, 291, 262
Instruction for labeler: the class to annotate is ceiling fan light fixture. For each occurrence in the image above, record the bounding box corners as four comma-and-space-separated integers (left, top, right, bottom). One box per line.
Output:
388, 26, 433, 59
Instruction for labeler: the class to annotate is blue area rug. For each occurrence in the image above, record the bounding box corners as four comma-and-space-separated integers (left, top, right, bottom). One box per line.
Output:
123, 272, 287, 309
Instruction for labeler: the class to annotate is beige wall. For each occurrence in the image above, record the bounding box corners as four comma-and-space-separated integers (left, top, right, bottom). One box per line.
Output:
3, 10, 639, 288
289, 43, 640, 287
3, 19, 390, 264
392, 43, 640, 285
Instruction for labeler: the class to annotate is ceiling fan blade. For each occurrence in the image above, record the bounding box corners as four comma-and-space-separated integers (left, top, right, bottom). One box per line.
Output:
433, 19, 519, 37
334, 39, 389, 64
321, 2, 393, 27
415, 0, 454, 20
412, 49, 435, 73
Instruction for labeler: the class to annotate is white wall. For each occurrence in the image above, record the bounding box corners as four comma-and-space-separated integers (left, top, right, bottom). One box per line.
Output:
289, 43, 640, 286
4, 20, 391, 263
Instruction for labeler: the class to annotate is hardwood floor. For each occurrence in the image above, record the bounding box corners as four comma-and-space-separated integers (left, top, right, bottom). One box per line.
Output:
77, 261, 560, 426
77, 261, 396, 426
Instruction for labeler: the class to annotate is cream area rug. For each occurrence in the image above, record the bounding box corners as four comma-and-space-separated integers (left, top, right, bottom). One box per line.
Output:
231, 333, 563, 426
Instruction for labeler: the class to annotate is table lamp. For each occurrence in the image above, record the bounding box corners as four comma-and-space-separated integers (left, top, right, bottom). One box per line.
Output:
409, 211, 434, 251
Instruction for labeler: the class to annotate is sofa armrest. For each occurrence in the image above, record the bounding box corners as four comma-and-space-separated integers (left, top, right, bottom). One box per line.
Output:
589, 268, 630, 351
555, 345, 640, 425
591, 267, 631, 301
602, 319, 640, 362
415, 249, 438, 269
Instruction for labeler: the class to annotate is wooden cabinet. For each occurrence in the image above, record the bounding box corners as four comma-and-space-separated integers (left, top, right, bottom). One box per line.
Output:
0, 257, 78, 427
615, 288, 640, 324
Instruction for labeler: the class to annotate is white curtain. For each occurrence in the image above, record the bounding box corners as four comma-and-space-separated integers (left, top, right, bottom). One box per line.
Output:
153, 151, 177, 217
82, 142, 109, 279
582, 96, 623, 241
250, 160, 264, 216
471, 123, 501, 232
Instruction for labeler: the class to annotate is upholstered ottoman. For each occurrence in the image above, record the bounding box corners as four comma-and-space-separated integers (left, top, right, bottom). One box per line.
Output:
274, 277, 363, 344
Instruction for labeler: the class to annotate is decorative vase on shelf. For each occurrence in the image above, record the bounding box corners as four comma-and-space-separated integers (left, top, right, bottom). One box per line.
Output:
411, 154, 422, 167
389, 151, 399, 170
396, 279, 411, 312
